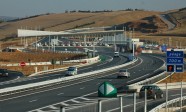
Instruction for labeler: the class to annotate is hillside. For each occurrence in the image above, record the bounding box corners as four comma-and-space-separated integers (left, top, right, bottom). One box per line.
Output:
0, 11, 160, 40
163, 8, 186, 36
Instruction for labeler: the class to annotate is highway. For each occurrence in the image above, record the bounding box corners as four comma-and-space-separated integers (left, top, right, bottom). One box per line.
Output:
0, 51, 128, 88
0, 53, 165, 112
159, 14, 176, 30
0, 70, 24, 83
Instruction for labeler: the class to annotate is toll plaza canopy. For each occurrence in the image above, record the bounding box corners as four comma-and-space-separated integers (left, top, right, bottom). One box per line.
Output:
17, 29, 124, 37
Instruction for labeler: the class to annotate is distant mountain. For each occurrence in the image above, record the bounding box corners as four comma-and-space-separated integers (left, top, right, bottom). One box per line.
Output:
0, 16, 19, 22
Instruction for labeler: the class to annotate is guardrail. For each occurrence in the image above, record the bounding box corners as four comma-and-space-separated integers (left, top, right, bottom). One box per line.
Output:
0, 57, 138, 96
149, 82, 186, 112
149, 96, 186, 112
127, 62, 168, 92
29, 56, 100, 76
0, 56, 101, 85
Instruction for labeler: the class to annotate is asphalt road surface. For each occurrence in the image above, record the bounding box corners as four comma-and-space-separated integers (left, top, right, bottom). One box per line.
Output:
0, 53, 165, 112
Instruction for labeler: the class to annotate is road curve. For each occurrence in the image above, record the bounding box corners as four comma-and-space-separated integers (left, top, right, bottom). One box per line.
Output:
0, 53, 165, 112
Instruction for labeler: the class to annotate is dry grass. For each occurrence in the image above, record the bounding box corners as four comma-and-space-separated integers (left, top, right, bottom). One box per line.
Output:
1, 64, 76, 76
0, 51, 86, 63
162, 9, 186, 35
0, 50, 86, 76
159, 72, 186, 83
0, 11, 160, 39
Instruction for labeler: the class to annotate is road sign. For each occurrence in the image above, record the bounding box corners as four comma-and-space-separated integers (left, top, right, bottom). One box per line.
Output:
20, 62, 26, 67
98, 82, 117, 97
166, 51, 184, 73
166, 51, 184, 58
166, 65, 174, 72
175, 65, 184, 73
166, 58, 184, 64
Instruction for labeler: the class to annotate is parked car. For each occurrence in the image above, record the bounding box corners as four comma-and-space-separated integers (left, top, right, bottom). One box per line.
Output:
65, 67, 77, 76
139, 85, 163, 100
117, 69, 130, 78
0, 69, 9, 77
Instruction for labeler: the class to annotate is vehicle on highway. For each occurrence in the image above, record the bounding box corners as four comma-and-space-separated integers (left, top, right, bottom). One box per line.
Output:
0, 69, 8, 77
117, 69, 130, 78
65, 66, 78, 76
114, 52, 119, 57
139, 85, 163, 100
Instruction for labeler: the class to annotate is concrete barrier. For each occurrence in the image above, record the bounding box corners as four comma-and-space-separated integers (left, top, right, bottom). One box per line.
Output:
0, 57, 138, 96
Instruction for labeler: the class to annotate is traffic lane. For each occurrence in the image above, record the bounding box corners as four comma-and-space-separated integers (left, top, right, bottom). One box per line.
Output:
0, 54, 163, 112
98, 88, 186, 112
0, 70, 24, 82
0, 53, 127, 89
0, 56, 141, 112
0, 53, 163, 111
135, 88, 186, 112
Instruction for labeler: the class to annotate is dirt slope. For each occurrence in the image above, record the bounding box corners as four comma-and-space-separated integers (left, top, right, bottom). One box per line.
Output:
162, 8, 186, 36
0, 11, 160, 39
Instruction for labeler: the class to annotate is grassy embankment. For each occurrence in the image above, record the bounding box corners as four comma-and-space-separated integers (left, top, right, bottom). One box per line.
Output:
0, 50, 86, 76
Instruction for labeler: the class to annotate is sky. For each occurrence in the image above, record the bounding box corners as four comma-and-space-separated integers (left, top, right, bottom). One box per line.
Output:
0, 0, 186, 17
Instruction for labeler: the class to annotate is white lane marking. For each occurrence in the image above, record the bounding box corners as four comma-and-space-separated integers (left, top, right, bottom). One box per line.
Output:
79, 97, 90, 101
57, 93, 64, 95
80, 87, 85, 90
48, 105, 58, 109
97, 83, 100, 85
171, 94, 180, 97
71, 99, 80, 103
97, 62, 107, 66
80, 67, 92, 70
30, 57, 146, 112
0, 72, 116, 102
0, 57, 143, 102
60, 102, 69, 106
127, 73, 150, 83
127, 57, 143, 70
29, 99, 37, 103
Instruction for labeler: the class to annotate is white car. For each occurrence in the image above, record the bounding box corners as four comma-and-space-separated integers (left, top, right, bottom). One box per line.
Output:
117, 69, 130, 78
65, 67, 77, 76
114, 52, 119, 57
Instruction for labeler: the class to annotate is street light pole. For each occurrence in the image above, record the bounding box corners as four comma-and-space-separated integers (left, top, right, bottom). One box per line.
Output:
133, 41, 135, 60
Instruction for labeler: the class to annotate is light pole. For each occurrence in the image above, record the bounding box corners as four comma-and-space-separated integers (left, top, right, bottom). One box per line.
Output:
133, 41, 135, 60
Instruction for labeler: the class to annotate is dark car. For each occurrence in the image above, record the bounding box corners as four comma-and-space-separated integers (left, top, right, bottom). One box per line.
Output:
139, 85, 163, 100
0, 69, 9, 77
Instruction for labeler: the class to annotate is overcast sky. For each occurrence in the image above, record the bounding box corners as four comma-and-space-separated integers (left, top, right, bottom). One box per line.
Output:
0, 0, 186, 17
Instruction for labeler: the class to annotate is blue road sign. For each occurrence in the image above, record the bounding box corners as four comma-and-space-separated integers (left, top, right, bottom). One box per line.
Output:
166, 58, 184, 64
166, 51, 184, 73
175, 65, 184, 73
167, 51, 184, 58
161, 45, 167, 52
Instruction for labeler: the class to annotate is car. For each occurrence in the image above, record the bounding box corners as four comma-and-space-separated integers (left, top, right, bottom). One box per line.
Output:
0, 69, 9, 77
65, 66, 77, 76
114, 52, 119, 57
117, 69, 130, 78
139, 85, 163, 100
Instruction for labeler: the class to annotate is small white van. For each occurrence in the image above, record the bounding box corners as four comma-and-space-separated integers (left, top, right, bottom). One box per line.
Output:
114, 52, 119, 57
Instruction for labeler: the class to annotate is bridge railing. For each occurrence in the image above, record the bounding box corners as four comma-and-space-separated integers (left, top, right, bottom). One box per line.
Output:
149, 96, 186, 112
